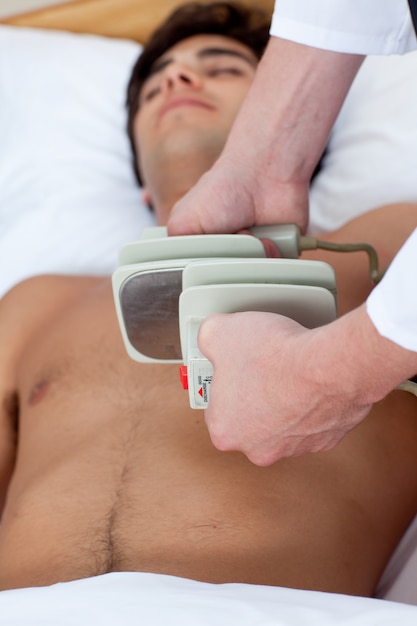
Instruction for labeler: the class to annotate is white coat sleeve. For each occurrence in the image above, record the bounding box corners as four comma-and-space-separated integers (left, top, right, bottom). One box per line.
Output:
366, 228, 417, 352
270, 0, 417, 54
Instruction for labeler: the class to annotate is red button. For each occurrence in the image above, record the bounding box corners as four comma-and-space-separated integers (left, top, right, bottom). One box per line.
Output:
179, 365, 188, 390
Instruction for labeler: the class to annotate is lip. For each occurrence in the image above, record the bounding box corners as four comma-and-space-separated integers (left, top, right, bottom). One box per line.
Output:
159, 97, 215, 119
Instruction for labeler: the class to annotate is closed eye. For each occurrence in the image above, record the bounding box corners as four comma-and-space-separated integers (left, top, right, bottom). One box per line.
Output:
207, 67, 245, 77
141, 85, 161, 103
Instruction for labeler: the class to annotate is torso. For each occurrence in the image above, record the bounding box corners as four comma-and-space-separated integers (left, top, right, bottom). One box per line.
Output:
1, 277, 417, 595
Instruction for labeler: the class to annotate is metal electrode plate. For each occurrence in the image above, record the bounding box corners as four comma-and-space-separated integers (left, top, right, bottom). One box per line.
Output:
113, 231, 268, 363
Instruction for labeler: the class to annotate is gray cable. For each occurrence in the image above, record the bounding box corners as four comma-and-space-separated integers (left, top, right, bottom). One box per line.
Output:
299, 236, 382, 284
396, 380, 417, 398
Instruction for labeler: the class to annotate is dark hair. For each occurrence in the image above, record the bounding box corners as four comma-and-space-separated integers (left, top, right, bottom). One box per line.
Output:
126, 2, 271, 184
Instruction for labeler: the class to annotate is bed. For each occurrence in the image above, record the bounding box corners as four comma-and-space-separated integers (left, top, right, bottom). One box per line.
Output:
1, 0, 417, 623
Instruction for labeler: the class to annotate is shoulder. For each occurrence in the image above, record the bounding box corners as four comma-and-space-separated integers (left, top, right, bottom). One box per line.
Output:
1, 274, 104, 306
0, 274, 107, 373
0, 275, 110, 328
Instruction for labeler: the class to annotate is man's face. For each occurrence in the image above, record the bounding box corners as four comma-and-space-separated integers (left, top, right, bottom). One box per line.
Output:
133, 34, 258, 203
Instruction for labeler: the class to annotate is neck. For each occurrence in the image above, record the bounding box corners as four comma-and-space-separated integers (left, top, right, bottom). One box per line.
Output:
142, 131, 227, 225
152, 162, 203, 226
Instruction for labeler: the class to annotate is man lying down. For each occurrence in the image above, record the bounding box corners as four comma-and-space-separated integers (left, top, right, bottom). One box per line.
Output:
1, 1, 417, 596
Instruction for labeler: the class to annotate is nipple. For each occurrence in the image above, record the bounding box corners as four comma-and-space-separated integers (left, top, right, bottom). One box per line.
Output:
28, 381, 49, 406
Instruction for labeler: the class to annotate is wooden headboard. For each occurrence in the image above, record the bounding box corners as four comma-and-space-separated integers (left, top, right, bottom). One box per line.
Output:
1, 0, 274, 43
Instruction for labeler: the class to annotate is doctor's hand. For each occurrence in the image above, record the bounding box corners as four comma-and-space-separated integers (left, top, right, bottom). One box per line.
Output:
198, 305, 414, 465
167, 153, 310, 237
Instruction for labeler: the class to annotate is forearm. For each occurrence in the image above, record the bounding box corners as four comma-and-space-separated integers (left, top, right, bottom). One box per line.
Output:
221, 37, 364, 202
310, 303, 417, 410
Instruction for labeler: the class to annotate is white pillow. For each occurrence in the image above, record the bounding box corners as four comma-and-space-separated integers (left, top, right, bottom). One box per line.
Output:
2, 25, 417, 293
309, 50, 417, 233
0, 25, 155, 297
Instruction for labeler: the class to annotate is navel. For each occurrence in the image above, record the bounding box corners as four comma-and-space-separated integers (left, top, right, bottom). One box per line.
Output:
28, 381, 50, 406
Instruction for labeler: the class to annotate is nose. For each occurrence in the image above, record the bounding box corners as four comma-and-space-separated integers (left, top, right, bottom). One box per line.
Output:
161, 63, 202, 94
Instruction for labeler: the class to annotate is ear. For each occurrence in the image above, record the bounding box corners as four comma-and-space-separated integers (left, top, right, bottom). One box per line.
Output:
142, 188, 153, 210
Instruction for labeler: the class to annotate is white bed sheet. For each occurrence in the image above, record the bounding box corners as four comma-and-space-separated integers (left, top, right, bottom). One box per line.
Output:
2, 22, 417, 623
1, 571, 417, 626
